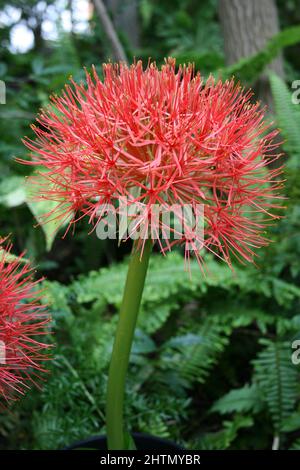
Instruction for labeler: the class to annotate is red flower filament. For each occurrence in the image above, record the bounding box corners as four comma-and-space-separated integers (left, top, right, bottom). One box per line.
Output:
22, 59, 283, 266
0, 243, 51, 403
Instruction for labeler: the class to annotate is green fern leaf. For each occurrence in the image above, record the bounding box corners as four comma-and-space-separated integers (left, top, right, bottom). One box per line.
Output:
269, 73, 300, 168
211, 384, 263, 415
253, 340, 299, 432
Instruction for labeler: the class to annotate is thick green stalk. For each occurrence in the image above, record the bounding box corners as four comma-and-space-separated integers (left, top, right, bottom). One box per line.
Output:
106, 240, 152, 450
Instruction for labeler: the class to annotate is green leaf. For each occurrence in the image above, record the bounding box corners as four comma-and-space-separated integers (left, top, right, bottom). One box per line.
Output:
194, 415, 254, 450
161, 320, 229, 386
25, 171, 73, 252
269, 72, 300, 168
281, 412, 300, 433
124, 432, 137, 450
0, 245, 29, 264
211, 384, 263, 415
253, 340, 299, 432
140, 0, 154, 27
0, 176, 26, 207
132, 329, 157, 355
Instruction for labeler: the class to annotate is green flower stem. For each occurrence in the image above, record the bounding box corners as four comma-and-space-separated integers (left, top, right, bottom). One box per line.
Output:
106, 239, 153, 450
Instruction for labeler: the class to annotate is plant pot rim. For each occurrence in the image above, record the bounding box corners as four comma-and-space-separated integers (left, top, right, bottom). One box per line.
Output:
64, 432, 183, 450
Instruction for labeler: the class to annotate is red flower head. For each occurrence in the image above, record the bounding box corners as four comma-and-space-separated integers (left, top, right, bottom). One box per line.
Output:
0, 241, 51, 404
22, 59, 283, 267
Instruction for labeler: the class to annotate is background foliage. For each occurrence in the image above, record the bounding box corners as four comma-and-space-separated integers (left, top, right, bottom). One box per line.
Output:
0, 0, 300, 450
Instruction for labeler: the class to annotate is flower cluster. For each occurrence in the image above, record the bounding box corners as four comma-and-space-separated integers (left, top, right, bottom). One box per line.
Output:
0, 241, 51, 403
22, 59, 283, 266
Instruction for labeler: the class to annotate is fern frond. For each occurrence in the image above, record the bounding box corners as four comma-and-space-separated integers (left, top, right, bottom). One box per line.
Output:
253, 340, 299, 432
160, 320, 228, 386
269, 73, 300, 168
211, 384, 263, 415
191, 415, 254, 450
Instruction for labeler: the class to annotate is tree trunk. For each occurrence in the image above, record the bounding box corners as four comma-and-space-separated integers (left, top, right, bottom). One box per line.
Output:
107, 0, 140, 49
218, 0, 284, 110
93, 0, 127, 62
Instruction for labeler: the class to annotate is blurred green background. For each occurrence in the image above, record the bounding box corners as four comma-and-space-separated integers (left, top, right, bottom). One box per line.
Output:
0, 0, 300, 450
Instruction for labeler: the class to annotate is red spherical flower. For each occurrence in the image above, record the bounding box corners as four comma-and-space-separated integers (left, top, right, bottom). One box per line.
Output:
21, 59, 283, 266
0, 241, 51, 404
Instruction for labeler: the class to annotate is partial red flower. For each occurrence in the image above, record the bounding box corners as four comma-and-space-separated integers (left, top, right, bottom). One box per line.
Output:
0, 241, 51, 404
21, 59, 283, 266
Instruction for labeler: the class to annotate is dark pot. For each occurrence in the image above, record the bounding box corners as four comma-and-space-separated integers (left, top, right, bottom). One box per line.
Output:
65, 433, 182, 450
